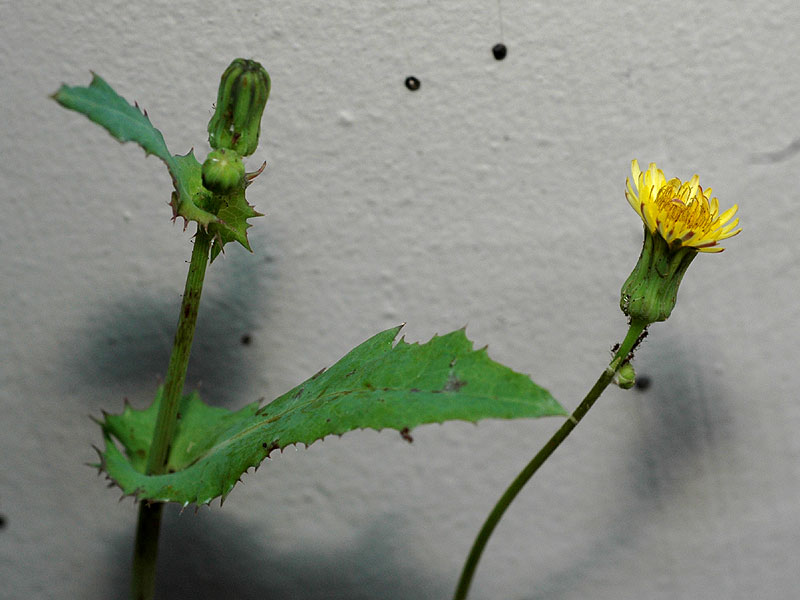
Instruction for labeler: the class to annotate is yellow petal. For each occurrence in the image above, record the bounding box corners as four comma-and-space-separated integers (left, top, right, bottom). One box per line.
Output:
716, 204, 738, 226
625, 160, 740, 252
630, 159, 642, 190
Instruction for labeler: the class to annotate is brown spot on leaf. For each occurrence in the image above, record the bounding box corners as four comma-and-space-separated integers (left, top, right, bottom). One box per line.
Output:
261, 440, 279, 454
444, 375, 467, 392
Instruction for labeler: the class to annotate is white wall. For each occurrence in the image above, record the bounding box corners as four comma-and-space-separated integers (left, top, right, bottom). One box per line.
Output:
2, 1, 798, 598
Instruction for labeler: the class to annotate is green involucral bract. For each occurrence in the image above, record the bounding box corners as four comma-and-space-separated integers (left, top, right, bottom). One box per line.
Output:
615, 361, 636, 389
202, 149, 245, 195
620, 226, 698, 324
208, 58, 270, 157
96, 326, 566, 506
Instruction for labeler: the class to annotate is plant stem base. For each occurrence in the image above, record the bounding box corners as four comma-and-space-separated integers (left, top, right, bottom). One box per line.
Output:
131, 503, 164, 600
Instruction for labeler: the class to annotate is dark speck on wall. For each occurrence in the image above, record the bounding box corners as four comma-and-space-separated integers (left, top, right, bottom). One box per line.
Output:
405, 76, 420, 91
492, 43, 507, 60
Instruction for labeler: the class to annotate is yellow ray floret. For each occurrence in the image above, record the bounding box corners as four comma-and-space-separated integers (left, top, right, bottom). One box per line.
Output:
626, 160, 741, 252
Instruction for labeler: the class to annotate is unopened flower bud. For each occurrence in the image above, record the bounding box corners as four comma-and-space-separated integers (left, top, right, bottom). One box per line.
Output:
202, 149, 245, 195
208, 58, 270, 157
615, 361, 636, 390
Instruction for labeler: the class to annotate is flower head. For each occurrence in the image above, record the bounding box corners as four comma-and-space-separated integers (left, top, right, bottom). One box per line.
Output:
620, 160, 741, 324
626, 160, 741, 252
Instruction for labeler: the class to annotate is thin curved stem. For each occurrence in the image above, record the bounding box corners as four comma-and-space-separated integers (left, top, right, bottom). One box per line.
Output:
453, 319, 648, 600
131, 229, 212, 600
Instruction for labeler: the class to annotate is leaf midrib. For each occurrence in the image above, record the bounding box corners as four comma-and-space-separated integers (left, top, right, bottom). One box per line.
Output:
180, 384, 555, 469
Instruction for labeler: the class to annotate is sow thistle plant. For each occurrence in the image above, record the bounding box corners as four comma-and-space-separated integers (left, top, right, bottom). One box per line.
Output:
54, 60, 740, 600
54, 60, 565, 600
453, 160, 741, 599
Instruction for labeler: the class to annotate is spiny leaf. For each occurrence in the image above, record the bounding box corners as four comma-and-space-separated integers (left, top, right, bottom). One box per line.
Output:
208, 188, 263, 262
164, 150, 218, 230
168, 151, 263, 257
97, 326, 566, 506
53, 73, 171, 159
53, 74, 219, 229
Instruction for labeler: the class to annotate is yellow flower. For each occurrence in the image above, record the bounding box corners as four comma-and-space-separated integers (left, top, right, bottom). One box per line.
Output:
620, 160, 742, 324
625, 160, 741, 253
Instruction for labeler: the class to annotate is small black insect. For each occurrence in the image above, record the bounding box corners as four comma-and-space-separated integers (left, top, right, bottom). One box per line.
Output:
404, 76, 421, 91
492, 43, 507, 60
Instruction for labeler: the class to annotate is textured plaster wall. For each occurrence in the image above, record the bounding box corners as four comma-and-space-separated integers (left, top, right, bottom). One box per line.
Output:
2, 1, 799, 598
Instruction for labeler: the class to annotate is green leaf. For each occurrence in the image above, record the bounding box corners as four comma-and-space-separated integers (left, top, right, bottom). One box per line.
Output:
53, 73, 219, 229
53, 73, 171, 159
167, 150, 222, 231
167, 152, 263, 257
208, 188, 263, 262
164, 150, 218, 230
96, 326, 566, 506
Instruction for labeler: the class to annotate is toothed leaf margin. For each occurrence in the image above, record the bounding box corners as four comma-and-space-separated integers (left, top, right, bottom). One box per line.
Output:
96, 326, 566, 506
53, 73, 220, 231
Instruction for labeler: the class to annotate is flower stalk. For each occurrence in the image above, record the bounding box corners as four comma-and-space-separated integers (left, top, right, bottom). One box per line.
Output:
131, 228, 212, 600
453, 319, 648, 600
455, 159, 741, 599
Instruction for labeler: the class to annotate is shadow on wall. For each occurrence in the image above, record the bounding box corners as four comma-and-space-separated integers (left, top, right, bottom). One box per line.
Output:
101, 505, 447, 600
64, 245, 277, 409
520, 334, 735, 600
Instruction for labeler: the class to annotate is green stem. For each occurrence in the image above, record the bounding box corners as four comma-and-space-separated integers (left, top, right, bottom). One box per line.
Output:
453, 319, 648, 600
131, 502, 163, 599
131, 229, 212, 600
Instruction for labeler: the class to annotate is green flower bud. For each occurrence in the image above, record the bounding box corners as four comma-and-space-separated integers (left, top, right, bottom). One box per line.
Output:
202, 149, 245, 195
615, 361, 636, 390
620, 227, 697, 324
208, 58, 270, 157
